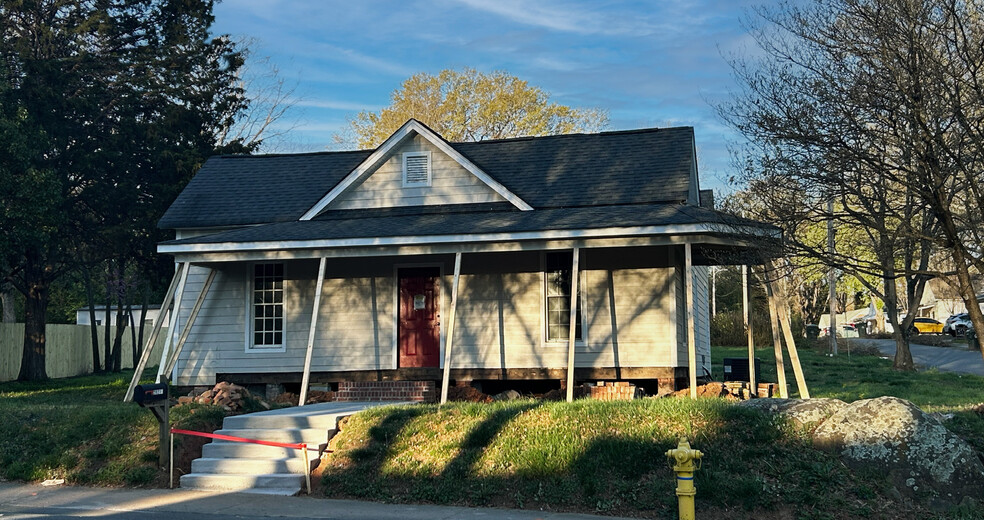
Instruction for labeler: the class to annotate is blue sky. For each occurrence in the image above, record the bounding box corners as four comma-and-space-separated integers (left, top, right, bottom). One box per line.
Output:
212, 0, 760, 193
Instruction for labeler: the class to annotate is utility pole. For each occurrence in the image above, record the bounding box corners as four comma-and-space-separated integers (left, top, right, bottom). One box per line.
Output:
827, 198, 838, 355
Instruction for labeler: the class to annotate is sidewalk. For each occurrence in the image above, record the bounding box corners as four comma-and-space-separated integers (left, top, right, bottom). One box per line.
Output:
0, 482, 637, 520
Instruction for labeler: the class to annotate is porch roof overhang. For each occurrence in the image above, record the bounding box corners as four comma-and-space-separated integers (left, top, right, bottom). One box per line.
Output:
159, 203, 781, 264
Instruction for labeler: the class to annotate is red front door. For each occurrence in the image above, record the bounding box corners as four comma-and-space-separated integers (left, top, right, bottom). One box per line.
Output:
398, 268, 440, 368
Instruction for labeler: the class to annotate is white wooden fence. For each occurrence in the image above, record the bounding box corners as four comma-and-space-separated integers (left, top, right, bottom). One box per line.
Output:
0, 323, 168, 382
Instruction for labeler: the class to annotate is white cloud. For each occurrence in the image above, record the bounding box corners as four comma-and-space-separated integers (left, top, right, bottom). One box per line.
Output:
294, 98, 383, 112
448, 0, 661, 36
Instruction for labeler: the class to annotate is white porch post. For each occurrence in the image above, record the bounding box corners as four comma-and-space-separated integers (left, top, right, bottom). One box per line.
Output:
164, 268, 216, 377
125, 262, 185, 402
440, 252, 463, 405
743, 265, 756, 392
157, 262, 190, 383
299, 257, 327, 406
566, 247, 580, 402
685, 243, 697, 399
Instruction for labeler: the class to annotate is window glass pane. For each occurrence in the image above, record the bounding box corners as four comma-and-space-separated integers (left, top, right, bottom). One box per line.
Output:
252, 263, 284, 348
544, 252, 581, 342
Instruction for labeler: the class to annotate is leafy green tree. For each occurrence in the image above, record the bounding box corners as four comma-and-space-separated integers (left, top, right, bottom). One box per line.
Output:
0, 0, 251, 380
348, 68, 608, 148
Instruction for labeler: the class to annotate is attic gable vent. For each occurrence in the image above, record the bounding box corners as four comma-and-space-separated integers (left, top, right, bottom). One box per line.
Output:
402, 151, 431, 187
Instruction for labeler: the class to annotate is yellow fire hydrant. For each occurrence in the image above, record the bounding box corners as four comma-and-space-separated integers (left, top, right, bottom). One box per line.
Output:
666, 437, 703, 520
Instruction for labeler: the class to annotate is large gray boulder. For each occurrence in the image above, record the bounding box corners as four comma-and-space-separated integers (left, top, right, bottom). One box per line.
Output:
738, 397, 848, 427
812, 396, 984, 507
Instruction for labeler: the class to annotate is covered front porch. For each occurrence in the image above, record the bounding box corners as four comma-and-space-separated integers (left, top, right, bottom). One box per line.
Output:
127, 230, 775, 404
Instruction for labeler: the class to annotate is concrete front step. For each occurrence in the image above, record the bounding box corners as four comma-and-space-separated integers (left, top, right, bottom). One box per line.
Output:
179, 472, 305, 495
191, 457, 316, 475
183, 402, 410, 494
221, 402, 386, 430
201, 441, 320, 460
211, 427, 332, 448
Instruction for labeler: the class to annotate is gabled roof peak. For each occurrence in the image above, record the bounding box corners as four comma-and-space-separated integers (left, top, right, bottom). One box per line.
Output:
298, 119, 534, 220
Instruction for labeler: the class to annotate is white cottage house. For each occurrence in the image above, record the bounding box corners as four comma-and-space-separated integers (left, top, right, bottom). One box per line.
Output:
147, 120, 777, 397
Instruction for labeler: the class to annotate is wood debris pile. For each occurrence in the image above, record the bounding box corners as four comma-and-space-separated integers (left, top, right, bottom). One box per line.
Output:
176, 381, 268, 411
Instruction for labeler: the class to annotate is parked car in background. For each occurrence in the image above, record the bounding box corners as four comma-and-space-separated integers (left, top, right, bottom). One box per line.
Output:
944, 313, 973, 336
910, 317, 944, 335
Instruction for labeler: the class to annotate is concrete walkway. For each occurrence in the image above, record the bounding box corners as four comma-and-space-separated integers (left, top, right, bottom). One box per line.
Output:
0, 482, 635, 520
856, 338, 984, 377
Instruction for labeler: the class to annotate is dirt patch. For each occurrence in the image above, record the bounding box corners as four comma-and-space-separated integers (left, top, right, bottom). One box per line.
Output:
445, 386, 492, 403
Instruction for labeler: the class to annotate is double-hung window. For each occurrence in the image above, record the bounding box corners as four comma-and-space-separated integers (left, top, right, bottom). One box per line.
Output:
544, 251, 582, 342
250, 263, 284, 349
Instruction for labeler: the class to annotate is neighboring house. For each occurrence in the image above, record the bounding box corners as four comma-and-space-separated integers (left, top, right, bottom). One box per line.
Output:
155, 120, 777, 393
76, 305, 169, 328
915, 278, 984, 320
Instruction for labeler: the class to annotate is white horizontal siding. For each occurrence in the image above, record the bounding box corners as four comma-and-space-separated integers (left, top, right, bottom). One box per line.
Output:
330, 135, 505, 210
173, 247, 702, 385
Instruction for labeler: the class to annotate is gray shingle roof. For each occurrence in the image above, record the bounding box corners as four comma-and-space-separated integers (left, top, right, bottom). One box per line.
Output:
162, 203, 773, 246
158, 126, 697, 229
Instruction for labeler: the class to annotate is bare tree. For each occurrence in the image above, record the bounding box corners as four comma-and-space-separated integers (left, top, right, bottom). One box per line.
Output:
715, 0, 984, 368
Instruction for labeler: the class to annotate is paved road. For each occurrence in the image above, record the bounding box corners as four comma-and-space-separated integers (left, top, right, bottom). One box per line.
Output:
0, 482, 635, 520
856, 338, 984, 377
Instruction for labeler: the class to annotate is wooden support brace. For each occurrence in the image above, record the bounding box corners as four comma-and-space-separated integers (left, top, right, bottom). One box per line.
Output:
157, 262, 190, 383
767, 261, 810, 398
164, 268, 216, 378
566, 247, 580, 402
762, 267, 789, 398
124, 262, 185, 402
440, 252, 462, 405
299, 257, 327, 406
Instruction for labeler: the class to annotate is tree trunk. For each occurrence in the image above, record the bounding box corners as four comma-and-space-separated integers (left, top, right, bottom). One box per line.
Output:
103, 289, 111, 369
82, 267, 102, 372
0, 285, 15, 323
111, 298, 125, 372
128, 302, 137, 366
882, 276, 915, 371
17, 254, 49, 382
137, 284, 149, 360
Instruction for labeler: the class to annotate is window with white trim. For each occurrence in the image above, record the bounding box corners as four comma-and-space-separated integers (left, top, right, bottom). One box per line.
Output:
544, 251, 582, 342
402, 151, 431, 187
251, 263, 284, 349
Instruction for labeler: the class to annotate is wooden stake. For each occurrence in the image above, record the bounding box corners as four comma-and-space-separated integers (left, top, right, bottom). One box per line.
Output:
125, 262, 185, 402
164, 268, 216, 377
440, 252, 462, 405
300, 257, 327, 407
685, 243, 698, 399
566, 247, 580, 402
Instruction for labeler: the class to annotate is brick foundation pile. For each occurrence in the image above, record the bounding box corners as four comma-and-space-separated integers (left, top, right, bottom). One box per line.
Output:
177, 381, 268, 411
588, 381, 641, 401
335, 381, 435, 402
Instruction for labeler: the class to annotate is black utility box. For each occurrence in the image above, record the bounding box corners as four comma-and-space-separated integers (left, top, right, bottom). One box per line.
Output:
133, 383, 168, 406
723, 358, 762, 382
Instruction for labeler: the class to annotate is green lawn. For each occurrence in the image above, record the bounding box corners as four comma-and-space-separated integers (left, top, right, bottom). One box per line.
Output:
712, 342, 984, 410
2, 344, 982, 518
0, 370, 225, 486
321, 344, 984, 519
